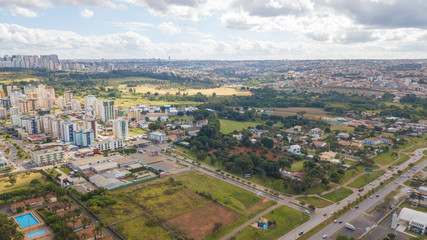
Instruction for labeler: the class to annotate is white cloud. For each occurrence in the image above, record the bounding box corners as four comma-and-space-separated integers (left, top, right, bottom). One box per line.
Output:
158, 22, 181, 35
80, 8, 94, 18
11, 7, 38, 17
114, 22, 153, 31
1, 23, 427, 60
0, 0, 121, 9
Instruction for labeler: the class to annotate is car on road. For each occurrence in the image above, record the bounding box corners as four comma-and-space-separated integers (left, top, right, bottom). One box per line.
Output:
298, 231, 304, 235
323, 213, 327, 216
330, 211, 335, 215
305, 210, 311, 214
323, 235, 328, 239
334, 220, 337, 223
370, 195, 374, 199
355, 206, 359, 209
376, 194, 379, 197
338, 220, 343, 224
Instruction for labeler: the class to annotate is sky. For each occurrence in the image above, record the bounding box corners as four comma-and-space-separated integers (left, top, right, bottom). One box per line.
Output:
0, 0, 427, 60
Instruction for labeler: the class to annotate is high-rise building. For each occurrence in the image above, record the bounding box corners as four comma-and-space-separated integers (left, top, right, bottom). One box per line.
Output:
84, 95, 97, 111
21, 117, 40, 135
73, 129, 95, 147
71, 99, 81, 111
85, 119, 98, 140
10, 106, 19, 116
100, 100, 114, 123
0, 108, 6, 119
64, 91, 73, 105
61, 120, 76, 143
113, 118, 129, 140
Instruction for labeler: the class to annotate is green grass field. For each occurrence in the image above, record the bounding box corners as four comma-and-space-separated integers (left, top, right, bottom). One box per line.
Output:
347, 170, 386, 188
304, 183, 337, 195
295, 196, 333, 208
114, 215, 174, 240
392, 154, 410, 166
372, 151, 398, 165
175, 171, 275, 216
0, 172, 45, 194
232, 205, 309, 240
291, 161, 306, 172
129, 127, 148, 136
321, 187, 353, 202
339, 166, 366, 184
330, 125, 354, 132
59, 167, 73, 175
219, 119, 259, 134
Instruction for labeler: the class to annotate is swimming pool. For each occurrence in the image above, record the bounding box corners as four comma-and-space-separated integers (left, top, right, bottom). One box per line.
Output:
26, 229, 47, 238
14, 213, 39, 228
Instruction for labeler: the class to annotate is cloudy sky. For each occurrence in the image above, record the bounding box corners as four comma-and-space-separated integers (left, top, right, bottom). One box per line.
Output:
0, 0, 426, 60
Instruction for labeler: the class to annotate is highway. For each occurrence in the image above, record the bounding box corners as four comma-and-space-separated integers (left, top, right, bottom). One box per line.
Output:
305, 147, 427, 240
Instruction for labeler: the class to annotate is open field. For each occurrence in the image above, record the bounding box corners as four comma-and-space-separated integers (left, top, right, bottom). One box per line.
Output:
372, 151, 398, 165
0, 172, 45, 194
291, 160, 306, 172
219, 119, 259, 134
321, 187, 353, 202
304, 183, 337, 195
175, 171, 275, 216
347, 170, 386, 188
330, 125, 355, 132
99, 171, 274, 239
166, 203, 240, 240
129, 128, 148, 136
119, 85, 252, 96
114, 215, 174, 240
339, 166, 366, 184
232, 205, 310, 240
392, 154, 410, 166
295, 196, 333, 208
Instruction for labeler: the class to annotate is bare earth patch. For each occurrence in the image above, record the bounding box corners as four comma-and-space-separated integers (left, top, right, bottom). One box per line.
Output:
166, 203, 241, 240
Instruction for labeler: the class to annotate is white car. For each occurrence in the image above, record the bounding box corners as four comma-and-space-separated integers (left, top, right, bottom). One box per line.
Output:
323, 235, 328, 239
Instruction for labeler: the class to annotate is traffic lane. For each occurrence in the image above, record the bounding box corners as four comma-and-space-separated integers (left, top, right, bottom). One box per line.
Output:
308, 153, 427, 240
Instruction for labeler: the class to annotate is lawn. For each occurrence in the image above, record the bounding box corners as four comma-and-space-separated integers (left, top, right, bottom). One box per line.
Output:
330, 125, 354, 132
339, 166, 366, 185
291, 160, 306, 172
114, 215, 174, 240
295, 196, 332, 208
392, 154, 410, 166
321, 187, 353, 202
0, 172, 45, 194
372, 151, 398, 165
59, 166, 73, 175
403, 145, 425, 153
347, 170, 386, 188
175, 171, 276, 216
219, 119, 259, 134
232, 205, 310, 240
304, 183, 337, 195
129, 127, 147, 136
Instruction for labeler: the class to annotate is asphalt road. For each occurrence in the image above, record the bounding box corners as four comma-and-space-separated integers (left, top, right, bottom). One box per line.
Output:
306, 147, 427, 240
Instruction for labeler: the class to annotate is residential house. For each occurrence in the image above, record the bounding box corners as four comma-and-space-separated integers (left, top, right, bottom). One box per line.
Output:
313, 141, 327, 148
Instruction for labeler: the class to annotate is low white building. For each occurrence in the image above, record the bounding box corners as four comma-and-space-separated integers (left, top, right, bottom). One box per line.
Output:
288, 145, 301, 155
397, 207, 427, 235
94, 138, 125, 151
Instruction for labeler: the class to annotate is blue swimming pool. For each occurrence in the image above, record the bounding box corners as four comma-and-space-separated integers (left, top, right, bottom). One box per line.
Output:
14, 213, 39, 228
27, 229, 47, 238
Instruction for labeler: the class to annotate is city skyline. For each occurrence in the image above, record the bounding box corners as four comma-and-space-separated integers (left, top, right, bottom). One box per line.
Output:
0, 0, 427, 60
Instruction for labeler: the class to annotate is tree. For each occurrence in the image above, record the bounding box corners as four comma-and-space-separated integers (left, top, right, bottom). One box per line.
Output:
260, 137, 274, 149
308, 204, 315, 211
212, 222, 223, 233
8, 174, 16, 185
0, 213, 24, 240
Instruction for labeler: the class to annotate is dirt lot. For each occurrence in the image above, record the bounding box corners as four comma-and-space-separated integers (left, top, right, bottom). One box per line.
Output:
230, 147, 285, 160
166, 203, 241, 240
